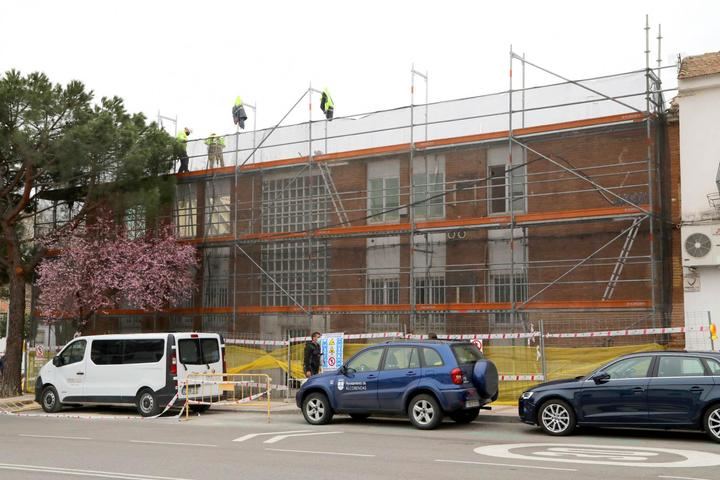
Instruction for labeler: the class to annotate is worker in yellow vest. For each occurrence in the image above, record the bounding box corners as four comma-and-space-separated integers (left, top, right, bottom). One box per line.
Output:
205, 133, 226, 169
232, 96, 248, 129
176, 127, 191, 173
320, 88, 334, 121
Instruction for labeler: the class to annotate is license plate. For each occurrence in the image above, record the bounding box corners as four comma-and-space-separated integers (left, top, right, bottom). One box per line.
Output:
465, 400, 480, 408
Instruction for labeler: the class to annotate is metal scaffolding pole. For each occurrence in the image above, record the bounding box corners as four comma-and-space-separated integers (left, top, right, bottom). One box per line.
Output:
508, 46, 517, 325
645, 15, 658, 322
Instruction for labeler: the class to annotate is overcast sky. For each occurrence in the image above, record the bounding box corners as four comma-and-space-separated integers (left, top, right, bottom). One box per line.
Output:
3, 1, 719, 138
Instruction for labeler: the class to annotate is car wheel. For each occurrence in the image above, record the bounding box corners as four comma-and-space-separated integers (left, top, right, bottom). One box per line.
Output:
136, 389, 161, 417
408, 394, 443, 430
450, 408, 480, 424
349, 413, 370, 421
538, 399, 576, 436
302, 392, 334, 425
40, 386, 62, 413
703, 404, 720, 443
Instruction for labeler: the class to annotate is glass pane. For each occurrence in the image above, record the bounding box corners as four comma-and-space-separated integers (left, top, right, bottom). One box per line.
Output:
124, 340, 165, 364
657, 357, 706, 377
706, 358, 720, 375
603, 357, 651, 379
347, 348, 384, 372
201, 339, 220, 363
383, 347, 416, 370
91, 340, 124, 365
422, 347, 444, 367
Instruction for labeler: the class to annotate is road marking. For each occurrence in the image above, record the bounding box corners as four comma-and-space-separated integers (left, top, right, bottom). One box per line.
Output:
264, 431, 343, 444
20, 434, 92, 440
659, 476, 711, 480
266, 448, 375, 458
0, 462, 196, 480
130, 440, 217, 448
474, 443, 720, 468
435, 459, 577, 472
233, 430, 312, 442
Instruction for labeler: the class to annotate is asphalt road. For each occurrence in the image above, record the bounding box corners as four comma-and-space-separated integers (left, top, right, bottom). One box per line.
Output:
1, 407, 720, 480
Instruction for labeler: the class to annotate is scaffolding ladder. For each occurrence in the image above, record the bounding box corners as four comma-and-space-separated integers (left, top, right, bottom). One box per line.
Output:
317, 161, 350, 226
602, 218, 642, 300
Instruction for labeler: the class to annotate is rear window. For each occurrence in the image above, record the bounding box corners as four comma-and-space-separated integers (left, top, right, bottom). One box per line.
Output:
91, 339, 164, 365
452, 344, 484, 364
179, 338, 220, 365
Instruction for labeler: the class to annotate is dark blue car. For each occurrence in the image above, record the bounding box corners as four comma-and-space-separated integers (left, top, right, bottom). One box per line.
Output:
519, 351, 720, 442
296, 341, 499, 429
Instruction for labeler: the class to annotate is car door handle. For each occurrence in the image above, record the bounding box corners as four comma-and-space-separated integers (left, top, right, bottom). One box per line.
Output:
367, 374, 376, 379
632, 386, 644, 393
406, 371, 417, 377
690, 386, 704, 392
76, 372, 84, 376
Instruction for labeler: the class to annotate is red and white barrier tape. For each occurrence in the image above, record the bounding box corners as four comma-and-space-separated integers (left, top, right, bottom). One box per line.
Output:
499, 374, 545, 382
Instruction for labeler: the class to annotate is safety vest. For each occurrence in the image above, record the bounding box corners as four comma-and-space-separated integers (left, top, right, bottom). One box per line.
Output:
233, 96, 248, 129
320, 88, 334, 120
177, 130, 188, 142
205, 135, 225, 147
235, 96, 243, 107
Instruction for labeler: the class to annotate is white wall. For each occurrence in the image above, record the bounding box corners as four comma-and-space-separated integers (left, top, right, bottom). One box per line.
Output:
679, 72, 720, 344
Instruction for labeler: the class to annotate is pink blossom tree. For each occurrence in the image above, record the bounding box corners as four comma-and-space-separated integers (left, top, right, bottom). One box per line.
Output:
35, 218, 198, 333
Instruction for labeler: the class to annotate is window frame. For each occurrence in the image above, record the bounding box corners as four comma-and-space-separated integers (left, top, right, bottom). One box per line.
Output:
346, 347, 385, 373
599, 356, 653, 380
368, 176, 400, 224
655, 355, 709, 378
381, 346, 420, 371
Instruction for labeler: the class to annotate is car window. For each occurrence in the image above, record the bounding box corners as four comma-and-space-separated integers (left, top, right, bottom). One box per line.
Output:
178, 338, 220, 365
124, 340, 165, 364
347, 348, 383, 372
421, 347, 444, 367
91, 340, 124, 365
657, 356, 706, 377
60, 340, 86, 366
382, 347, 419, 370
603, 356, 651, 379
705, 358, 720, 375
452, 344, 483, 364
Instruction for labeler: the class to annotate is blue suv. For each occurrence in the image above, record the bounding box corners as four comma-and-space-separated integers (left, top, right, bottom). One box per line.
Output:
519, 351, 720, 442
296, 341, 499, 429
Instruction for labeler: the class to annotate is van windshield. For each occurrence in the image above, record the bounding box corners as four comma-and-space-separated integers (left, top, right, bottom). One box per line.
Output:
178, 338, 220, 365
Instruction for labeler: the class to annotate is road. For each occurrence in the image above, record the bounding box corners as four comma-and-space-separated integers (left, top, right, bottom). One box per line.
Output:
1, 407, 719, 480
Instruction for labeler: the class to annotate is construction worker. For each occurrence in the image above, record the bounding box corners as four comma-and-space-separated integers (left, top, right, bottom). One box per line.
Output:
205, 133, 226, 169
232, 96, 248, 129
176, 127, 191, 173
320, 88, 334, 121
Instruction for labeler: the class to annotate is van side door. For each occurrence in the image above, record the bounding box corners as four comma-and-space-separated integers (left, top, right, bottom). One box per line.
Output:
55, 339, 88, 402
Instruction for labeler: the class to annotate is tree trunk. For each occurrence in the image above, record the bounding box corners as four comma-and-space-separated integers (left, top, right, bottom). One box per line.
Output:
0, 265, 26, 397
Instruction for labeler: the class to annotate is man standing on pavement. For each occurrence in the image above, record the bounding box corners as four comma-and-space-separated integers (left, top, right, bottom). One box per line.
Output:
304, 332, 322, 378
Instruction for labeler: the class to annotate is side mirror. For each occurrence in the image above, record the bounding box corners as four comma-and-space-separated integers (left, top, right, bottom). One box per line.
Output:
593, 372, 611, 384
52, 356, 62, 367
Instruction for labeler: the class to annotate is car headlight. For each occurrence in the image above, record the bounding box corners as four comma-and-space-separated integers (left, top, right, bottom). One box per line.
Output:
520, 391, 534, 400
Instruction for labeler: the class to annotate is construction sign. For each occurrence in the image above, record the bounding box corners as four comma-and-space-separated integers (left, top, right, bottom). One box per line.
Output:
320, 332, 344, 371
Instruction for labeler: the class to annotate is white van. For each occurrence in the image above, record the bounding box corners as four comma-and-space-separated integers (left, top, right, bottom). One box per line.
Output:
35, 332, 225, 417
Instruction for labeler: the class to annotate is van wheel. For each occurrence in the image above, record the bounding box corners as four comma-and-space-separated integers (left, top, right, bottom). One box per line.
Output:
136, 389, 161, 417
302, 392, 333, 425
40, 386, 62, 413
408, 394, 443, 430
703, 404, 720, 442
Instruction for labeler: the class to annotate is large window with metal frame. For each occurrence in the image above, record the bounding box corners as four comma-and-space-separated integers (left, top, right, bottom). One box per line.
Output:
413, 276, 446, 330
175, 184, 197, 238
203, 247, 230, 308
413, 172, 445, 219
368, 177, 400, 223
367, 277, 401, 329
261, 173, 328, 306
489, 272, 528, 326
205, 179, 231, 236
487, 145, 526, 214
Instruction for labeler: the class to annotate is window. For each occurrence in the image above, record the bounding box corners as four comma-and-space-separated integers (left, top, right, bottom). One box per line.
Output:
368, 177, 400, 223
205, 179, 231, 236
603, 356, 652, 379
488, 165, 507, 214
91, 340, 124, 365
125, 205, 146, 240
35, 200, 83, 237
657, 356, 706, 377
413, 173, 444, 218
382, 347, 419, 370
347, 348, 383, 372
490, 273, 528, 325
487, 162, 525, 214
59, 340, 86, 366
176, 184, 197, 238
178, 338, 220, 365
203, 247, 230, 308
421, 347, 444, 367
415, 277, 445, 304
452, 344, 484, 364
123, 340, 165, 364
706, 358, 720, 375
367, 277, 400, 329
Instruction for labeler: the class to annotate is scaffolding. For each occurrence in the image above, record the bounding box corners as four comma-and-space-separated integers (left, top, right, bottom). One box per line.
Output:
64, 26, 683, 347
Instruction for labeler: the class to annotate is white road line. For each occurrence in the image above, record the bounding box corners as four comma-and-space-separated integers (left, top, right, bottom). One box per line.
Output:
266, 448, 375, 458
435, 459, 578, 472
659, 476, 711, 480
20, 434, 92, 440
233, 430, 311, 442
0, 462, 196, 480
130, 440, 217, 448
264, 431, 343, 444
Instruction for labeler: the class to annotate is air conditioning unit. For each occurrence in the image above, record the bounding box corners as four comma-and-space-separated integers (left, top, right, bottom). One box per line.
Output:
682, 224, 720, 267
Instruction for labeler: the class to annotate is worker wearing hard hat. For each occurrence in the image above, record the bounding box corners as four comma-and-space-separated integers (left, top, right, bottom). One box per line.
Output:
176, 127, 192, 173
232, 96, 248, 129
205, 133, 226, 169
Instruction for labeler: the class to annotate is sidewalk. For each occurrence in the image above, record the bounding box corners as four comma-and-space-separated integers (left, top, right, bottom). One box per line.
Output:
0, 393, 38, 413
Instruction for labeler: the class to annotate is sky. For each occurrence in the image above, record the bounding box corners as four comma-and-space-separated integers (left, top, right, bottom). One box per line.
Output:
3, 0, 719, 138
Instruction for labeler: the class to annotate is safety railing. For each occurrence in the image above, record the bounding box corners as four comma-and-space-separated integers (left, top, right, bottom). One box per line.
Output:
181, 372, 272, 422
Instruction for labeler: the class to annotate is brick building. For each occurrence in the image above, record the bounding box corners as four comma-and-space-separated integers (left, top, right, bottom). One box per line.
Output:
55, 65, 679, 343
